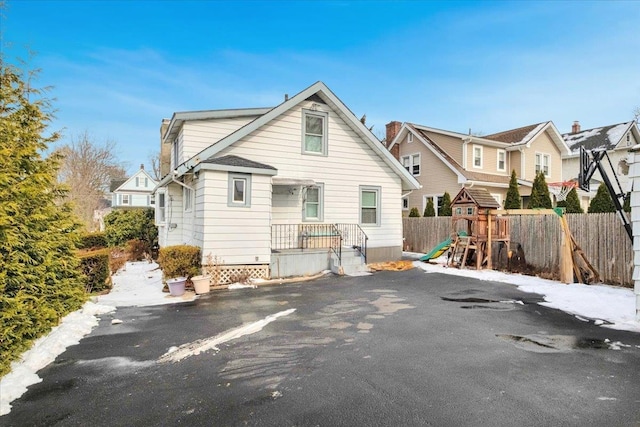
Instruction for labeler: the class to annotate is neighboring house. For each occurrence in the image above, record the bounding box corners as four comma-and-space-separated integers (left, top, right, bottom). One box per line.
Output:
110, 164, 158, 209
562, 120, 640, 209
153, 81, 420, 280
386, 121, 569, 215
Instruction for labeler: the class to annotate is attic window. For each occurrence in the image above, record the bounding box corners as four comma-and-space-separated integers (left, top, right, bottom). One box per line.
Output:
408, 133, 414, 143
302, 110, 328, 156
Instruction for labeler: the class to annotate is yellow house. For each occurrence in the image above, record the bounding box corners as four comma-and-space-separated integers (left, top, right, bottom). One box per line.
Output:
386, 121, 569, 215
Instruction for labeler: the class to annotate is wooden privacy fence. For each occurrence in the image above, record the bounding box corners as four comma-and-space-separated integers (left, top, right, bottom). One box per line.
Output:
403, 212, 633, 287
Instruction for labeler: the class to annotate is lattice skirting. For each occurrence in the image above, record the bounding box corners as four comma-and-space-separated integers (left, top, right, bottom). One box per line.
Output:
210, 265, 270, 285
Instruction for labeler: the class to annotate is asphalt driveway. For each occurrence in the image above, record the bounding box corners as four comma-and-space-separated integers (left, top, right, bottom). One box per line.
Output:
3, 268, 640, 426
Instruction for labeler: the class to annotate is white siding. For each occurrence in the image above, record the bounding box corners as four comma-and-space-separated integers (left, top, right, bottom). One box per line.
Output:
158, 183, 184, 247
218, 100, 404, 249
182, 117, 257, 160
200, 170, 272, 264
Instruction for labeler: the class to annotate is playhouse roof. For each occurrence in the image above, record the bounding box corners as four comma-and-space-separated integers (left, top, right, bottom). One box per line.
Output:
451, 187, 501, 209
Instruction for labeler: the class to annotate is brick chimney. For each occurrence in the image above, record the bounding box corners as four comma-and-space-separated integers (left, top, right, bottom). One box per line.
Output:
386, 121, 402, 160
571, 121, 581, 134
140, 163, 144, 170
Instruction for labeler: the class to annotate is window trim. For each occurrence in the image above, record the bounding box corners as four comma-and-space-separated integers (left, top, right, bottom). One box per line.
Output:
359, 185, 381, 226
121, 194, 130, 205
183, 187, 193, 212
497, 149, 506, 172
535, 152, 550, 177
227, 173, 252, 208
302, 109, 328, 156
423, 194, 444, 217
155, 189, 166, 225
402, 197, 409, 211
401, 153, 421, 176
407, 133, 414, 143
472, 145, 483, 169
303, 183, 324, 222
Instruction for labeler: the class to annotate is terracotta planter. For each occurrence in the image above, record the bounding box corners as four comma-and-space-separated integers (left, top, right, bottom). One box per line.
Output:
191, 275, 211, 294
166, 277, 187, 296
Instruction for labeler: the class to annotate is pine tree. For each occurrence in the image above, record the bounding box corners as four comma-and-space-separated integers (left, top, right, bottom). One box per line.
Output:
528, 172, 552, 209
504, 170, 521, 209
440, 192, 452, 216
563, 187, 583, 213
408, 207, 420, 217
623, 192, 631, 213
424, 199, 436, 217
588, 183, 616, 213
0, 60, 87, 377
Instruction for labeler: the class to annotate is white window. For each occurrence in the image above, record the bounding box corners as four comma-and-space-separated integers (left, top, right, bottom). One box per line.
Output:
135, 177, 140, 187
183, 187, 193, 211
228, 173, 251, 207
302, 110, 328, 155
360, 186, 381, 226
535, 153, 550, 177
473, 145, 483, 168
423, 195, 444, 216
408, 133, 414, 143
145, 177, 149, 187
401, 154, 421, 176
497, 149, 506, 172
155, 190, 166, 224
303, 184, 324, 221
121, 194, 130, 205
172, 138, 180, 170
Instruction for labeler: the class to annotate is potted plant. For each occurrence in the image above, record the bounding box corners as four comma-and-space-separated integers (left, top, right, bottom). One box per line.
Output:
157, 245, 201, 296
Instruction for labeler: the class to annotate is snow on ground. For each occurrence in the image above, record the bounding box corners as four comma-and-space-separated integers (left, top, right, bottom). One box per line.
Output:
0, 261, 195, 416
414, 256, 640, 333
3, 257, 640, 415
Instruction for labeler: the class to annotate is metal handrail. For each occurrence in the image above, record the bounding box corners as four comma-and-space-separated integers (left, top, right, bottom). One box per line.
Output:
270, 223, 367, 264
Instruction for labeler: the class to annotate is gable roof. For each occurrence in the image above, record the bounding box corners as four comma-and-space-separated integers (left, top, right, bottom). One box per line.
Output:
562, 121, 639, 156
160, 82, 419, 190
485, 121, 570, 154
110, 168, 157, 193
398, 123, 530, 188
451, 187, 501, 209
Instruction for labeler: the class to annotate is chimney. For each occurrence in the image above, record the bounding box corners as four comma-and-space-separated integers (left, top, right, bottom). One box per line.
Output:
572, 121, 581, 134
386, 121, 402, 161
140, 163, 144, 170
284, 94, 289, 101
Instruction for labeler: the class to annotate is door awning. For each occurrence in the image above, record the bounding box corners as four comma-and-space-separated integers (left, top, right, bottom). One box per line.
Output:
272, 177, 316, 186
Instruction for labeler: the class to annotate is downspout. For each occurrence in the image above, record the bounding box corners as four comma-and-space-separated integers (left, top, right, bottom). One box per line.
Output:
462, 138, 470, 170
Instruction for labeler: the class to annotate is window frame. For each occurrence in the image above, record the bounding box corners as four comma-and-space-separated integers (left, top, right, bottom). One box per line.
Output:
497, 149, 506, 172
423, 194, 444, 217
183, 186, 193, 212
401, 153, 421, 176
359, 185, 381, 226
227, 173, 252, 208
155, 189, 166, 225
407, 133, 414, 143
121, 194, 130, 205
303, 183, 324, 222
302, 109, 329, 156
535, 152, 550, 177
472, 145, 483, 169
402, 197, 409, 211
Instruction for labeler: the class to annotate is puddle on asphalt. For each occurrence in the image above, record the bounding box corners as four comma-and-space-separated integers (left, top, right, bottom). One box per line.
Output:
497, 334, 616, 353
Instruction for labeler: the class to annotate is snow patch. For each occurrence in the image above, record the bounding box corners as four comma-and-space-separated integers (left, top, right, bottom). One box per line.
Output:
158, 309, 296, 363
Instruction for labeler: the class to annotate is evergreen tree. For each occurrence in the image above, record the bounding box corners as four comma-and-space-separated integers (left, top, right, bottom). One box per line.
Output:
562, 187, 584, 213
528, 172, 552, 209
408, 207, 421, 217
588, 183, 616, 213
440, 192, 452, 216
504, 170, 521, 209
424, 198, 436, 217
623, 192, 631, 213
0, 60, 87, 376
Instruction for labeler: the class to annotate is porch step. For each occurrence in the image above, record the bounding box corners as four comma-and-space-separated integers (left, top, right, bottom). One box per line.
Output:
330, 248, 370, 276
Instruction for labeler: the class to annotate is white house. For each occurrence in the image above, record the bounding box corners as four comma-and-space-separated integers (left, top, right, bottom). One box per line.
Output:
562, 120, 640, 209
111, 165, 158, 209
154, 82, 420, 281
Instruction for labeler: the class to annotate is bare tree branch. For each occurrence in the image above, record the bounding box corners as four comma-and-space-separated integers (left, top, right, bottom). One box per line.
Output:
56, 131, 126, 230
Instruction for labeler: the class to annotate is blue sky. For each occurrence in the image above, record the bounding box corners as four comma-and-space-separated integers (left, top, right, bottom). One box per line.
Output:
4, 0, 639, 174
